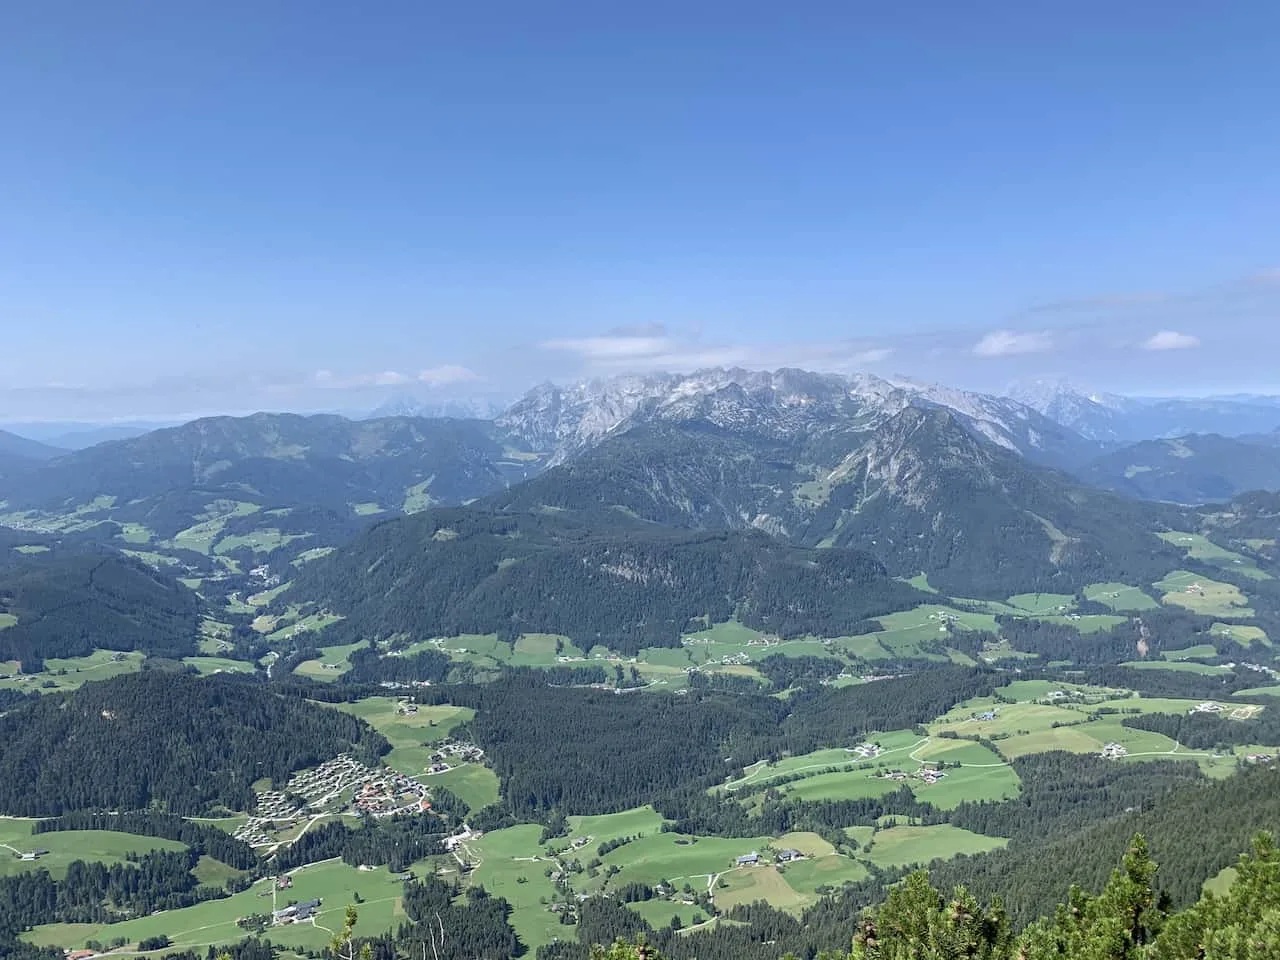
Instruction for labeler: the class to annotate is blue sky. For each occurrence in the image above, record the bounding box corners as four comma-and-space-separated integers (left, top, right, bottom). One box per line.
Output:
2, 1, 1279, 419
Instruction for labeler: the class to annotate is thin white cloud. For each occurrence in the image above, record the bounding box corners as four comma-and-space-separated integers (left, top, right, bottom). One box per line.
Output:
372, 370, 410, 386
540, 329, 893, 375
541, 335, 671, 360
1142, 330, 1200, 351
418, 365, 481, 386
972, 330, 1054, 357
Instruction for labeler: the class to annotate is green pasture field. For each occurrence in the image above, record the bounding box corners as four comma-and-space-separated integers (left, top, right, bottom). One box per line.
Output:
121, 549, 182, 569
26, 859, 412, 954
291, 641, 367, 682
863, 824, 1007, 870
330, 700, 474, 777
1210, 623, 1270, 646
1158, 532, 1272, 581
265, 611, 342, 643
1006, 593, 1077, 615
0, 823, 185, 879
914, 763, 1021, 809
560, 806, 668, 849
0, 614, 15, 630
351, 502, 385, 516
1237, 685, 1280, 697
1155, 571, 1254, 618
292, 546, 336, 566
715, 865, 809, 913
1084, 582, 1160, 612
115, 522, 153, 544
0, 650, 144, 694
904, 573, 939, 594
629, 897, 709, 929
724, 731, 925, 792
247, 583, 291, 608
402, 481, 434, 514
462, 825, 568, 951
1122, 660, 1232, 676
191, 855, 249, 889
426, 764, 500, 812
213, 529, 311, 556
598, 833, 776, 891
857, 605, 999, 660
1162, 644, 1220, 660
182, 656, 256, 676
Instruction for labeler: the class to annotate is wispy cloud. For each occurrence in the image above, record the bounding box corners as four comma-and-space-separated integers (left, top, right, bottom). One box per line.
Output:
418, 365, 480, 386
540, 326, 893, 375
972, 330, 1054, 357
1142, 330, 1200, 351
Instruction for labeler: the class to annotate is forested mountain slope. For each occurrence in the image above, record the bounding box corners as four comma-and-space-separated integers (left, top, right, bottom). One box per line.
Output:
0, 672, 386, 816
1083, 433, 1280, 503
0, 549, 200, 671
286, 508, 923, 653
494, 407, 1185, 596
1, 413, 523, 512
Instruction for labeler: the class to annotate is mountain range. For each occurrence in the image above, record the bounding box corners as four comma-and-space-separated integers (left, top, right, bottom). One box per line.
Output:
3, 367, 1280, 586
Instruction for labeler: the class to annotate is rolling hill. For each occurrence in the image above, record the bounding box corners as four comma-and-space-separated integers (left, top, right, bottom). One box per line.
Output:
283, 507, 924, 654
0, 671, 387, 816
0, 548, 201, 670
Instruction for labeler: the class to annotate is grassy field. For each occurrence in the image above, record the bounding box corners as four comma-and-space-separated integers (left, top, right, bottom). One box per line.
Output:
1154, 570, 1254, 618
1158, 532, 1272, 581
739, 730, 1021, 809
724, 730, 925, 793
0, 614, 16, 630
1006, 593, 1076, 615
1237, 685, 1280, 697
462, 825, 568, 951
863, 824, 1007, 869
1162, 644, 1219, 661
27, 859, 411, 953
1085, 582, 1160, 612
599, 833, 776, 890
0, 650, 144, 693
330, 699, 475, 778
291, 641, 367, 681
183, 656, 256, 676
213, 528, 311, 556
427, 764, 500, 812
1211, 623, 1270, 647
0, 823, 187, 879
1122, 660, 1232, 676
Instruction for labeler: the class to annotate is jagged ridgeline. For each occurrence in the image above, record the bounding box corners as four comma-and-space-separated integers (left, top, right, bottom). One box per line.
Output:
0, 672, 387, 816
488, 407, 1188, 596
284, 507, 923, 653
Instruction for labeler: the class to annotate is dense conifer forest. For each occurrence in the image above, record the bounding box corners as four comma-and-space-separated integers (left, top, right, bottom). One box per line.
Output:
0, 672, 387, 815
0, 551, 200, 671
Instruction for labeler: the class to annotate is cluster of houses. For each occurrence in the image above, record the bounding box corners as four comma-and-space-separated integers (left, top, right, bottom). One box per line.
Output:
353, 771, 430, 817
734, 848, 805, 867
272, 898, 322, 925
879, 767, 948, 786
1101, 742, 1129, 760
11, 848, 49, 862
1190, 702, 1224, 715
848, 742, 883, 760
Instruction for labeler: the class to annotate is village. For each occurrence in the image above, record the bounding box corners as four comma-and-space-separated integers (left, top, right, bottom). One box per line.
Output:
233, 754, 433, 847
